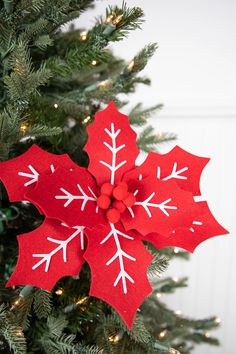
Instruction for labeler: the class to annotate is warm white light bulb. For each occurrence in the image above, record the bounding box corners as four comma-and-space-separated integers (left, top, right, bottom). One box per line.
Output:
175, 310, 182, 316
80, 31, 87, 41
82, 116, 91, 125
128, 60, 134, 70
172, 276, 179, 282
159, 330, 167, 339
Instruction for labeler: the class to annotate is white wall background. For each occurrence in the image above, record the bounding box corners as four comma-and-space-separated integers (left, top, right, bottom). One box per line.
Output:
77, 1, 236, 353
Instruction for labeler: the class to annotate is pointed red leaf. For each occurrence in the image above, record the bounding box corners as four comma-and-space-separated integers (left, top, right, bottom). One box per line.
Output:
26, 166, 106, 228
121, 176, 196, 236
84, 101, 140, 186
145, 201, 229, 252
84, 222, 153, 328
123, 146, 210, 195
0, 145, 74, 202
6, 219, 85, 291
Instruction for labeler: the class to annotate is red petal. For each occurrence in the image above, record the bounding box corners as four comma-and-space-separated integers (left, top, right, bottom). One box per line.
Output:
26, 166, 106, 228
121, 176, 196, 236
145, 202, 229, 252
84, 101, 140, 186
0, 145, 74, 202
84, 223, 153, 329
124, 146, 210, 195
6, 219, 85, 290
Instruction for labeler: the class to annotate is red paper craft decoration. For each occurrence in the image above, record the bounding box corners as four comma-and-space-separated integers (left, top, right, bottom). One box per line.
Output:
0, 101, 228, 328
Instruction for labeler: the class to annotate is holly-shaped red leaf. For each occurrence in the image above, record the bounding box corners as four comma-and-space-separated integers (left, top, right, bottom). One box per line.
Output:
7, 219, 85, 291
84, 101, 140, 186
121, 176, 197, 236
84, 223, 153, 329
123, 146, 210, 195
0, 145, 74, 202
145, 201, 229, 252
26, 166, 106, 228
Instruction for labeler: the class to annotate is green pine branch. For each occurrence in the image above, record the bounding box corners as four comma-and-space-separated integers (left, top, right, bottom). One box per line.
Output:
0, 304, 27, 354
33, 289, 52, 319
137, 126, 177, 152
129, 103, 163, 126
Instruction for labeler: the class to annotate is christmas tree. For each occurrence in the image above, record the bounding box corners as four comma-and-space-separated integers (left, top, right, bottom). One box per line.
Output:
0, 1, 223, 353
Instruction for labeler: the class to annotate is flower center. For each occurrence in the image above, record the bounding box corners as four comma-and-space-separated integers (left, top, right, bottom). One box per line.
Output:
97, 182, 136, 223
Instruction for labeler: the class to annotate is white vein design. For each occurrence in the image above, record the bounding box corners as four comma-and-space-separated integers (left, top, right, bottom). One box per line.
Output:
190, 220, 203, 233
32, 226, 84, 272
157, 162, 188, 181
61, 223, 85, 250
18, 165, 39, 186
128, 191, 177, 218
100, 223, 136, 294
18, 163, 56, 186
55, 184, 97, 211
100, 122, 127, 185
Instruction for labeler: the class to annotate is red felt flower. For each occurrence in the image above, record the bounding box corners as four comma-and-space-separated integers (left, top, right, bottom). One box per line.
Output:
0, 102, 228, 328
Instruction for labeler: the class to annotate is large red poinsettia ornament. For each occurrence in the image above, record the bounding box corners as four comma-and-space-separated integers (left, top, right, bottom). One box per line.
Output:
0, 102, 228, 328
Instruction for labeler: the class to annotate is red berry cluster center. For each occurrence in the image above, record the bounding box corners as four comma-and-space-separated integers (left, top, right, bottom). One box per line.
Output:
97, 182, 136, 224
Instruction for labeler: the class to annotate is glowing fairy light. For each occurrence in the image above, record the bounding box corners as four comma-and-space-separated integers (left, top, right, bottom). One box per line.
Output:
80, 31, 87, 41
82, 116, 91, 125
55, 288, 63, 295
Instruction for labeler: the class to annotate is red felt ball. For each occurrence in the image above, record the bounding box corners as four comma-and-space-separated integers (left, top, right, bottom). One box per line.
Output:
106, 208, 121, 223
97, 194, 111, 209
112, 200, 126, 213
113, 183, 128, 201
123, 193, 136, 207
100, 182, 113, 196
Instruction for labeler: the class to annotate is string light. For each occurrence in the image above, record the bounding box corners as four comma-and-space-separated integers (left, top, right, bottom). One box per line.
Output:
16, 329, 23, 337
215, 317, 221, 324
54, 103, 58, 109
128, 60, 134, 70
80, 31, 87, 41
63, 296, 88, 313
172, 276, 179, 282
82, 116, 91, 125
205, 332, 211, 338
19, 285, 34, 298
104, 14, 114, 24
113, 14, 123, 25
76, 296, 88, 305
98, 80, 110, 88
108, 333, 121, 343
174, 247, 180, 254
20, 123, 28, 133
10, 298, 21, 311
156, 292, 162, 299
91, 60, 97, 66
159, 330, 167, 339
55, 288, 63, 296
175, 310, 182, 316
103, 13, 122, 35
169, 348, 180, 354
